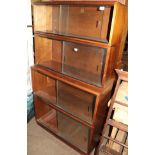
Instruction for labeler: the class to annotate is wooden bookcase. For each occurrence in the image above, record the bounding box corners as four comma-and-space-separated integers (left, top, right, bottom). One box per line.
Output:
31, 0, 128, 154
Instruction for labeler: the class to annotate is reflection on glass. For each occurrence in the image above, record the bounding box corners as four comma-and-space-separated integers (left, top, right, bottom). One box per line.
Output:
34, 5, 113, 42
35, 36, 107, 87
33, 70, 96, 124
62, 42, 107, 86
32, 71, 57, 104
57, 81, 96, 123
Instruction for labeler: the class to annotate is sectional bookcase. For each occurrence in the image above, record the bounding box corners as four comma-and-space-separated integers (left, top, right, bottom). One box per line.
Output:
31, 0, 128, 154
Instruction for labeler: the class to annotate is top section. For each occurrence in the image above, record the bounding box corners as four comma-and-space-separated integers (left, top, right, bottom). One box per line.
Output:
33, 1, 128, 46
33, 4, 113, 43
33, 0, 127, 6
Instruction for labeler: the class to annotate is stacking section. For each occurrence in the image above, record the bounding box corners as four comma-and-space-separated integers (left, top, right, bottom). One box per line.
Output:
32, 1, 128, 155
32, 70, 97, 124
33, 5, 113, 42
35, 34, 107, 86
34, 95, 90, 153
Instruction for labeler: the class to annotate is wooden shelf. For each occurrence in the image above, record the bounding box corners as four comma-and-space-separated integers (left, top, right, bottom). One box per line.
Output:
32, 65, 104, 96
35, 32, 111, 48
38, 109, 58, 132
35, 86, 57, 104
38, 61, 62, 73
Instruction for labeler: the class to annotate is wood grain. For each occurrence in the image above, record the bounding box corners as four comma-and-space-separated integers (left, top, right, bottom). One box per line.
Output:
34, 35, 62, 64
34, 35, 53, 64
31, 65, 104, 95
100, 7, 111, 40
33, 5, 52, 32
33, 0, 127, 5
109, 2, 128, 47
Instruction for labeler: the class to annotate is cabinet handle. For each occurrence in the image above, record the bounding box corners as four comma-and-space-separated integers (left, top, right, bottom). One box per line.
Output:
98, 6, 105, 11
27, 25, 33, 28
73, 48, 79, 52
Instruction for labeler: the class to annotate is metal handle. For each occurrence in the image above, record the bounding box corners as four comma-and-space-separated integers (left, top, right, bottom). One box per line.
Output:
98, 6, 105, 11
27, 25, 33, 28
73, 48, 79, 52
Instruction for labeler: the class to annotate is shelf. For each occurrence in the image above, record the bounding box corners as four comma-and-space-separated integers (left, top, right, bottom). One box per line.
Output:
32, 65, 104, 96
34, 92, 94, 128
38, 60, 62, 73
38, 109, 58, 132
35, 32, 110, 48
35, 85, 56, 103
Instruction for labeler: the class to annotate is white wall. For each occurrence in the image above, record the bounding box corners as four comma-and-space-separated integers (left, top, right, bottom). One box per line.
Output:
27, 0, 34, 95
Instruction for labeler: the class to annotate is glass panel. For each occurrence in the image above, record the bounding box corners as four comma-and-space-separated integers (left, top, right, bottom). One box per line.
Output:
35, 36, 107, 87
34, 95, 89, 153
34, 5, 113, 42
57, 81, 96, 123
32, 71, 57, 104
33, 70, 96, 123
57, 112, 89, 152
62, 42, 107, 86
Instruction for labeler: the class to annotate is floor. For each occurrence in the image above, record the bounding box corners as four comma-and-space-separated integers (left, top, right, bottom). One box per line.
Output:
27, 117, 94, 155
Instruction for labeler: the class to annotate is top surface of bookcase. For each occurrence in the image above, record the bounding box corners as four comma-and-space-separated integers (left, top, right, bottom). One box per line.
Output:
33, 0, 127, 5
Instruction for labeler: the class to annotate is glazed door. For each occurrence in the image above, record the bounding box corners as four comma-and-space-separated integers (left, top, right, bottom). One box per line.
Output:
57, 81, 96, 123
62, 41, 107, 86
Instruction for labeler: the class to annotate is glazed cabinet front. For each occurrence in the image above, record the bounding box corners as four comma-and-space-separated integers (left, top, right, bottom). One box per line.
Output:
32, 69, 101, 153
33, 5, 113, 42
34, 35, 107, 87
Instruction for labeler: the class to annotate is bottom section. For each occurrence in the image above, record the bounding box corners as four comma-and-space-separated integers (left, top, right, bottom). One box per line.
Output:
34, 95, 90, 153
